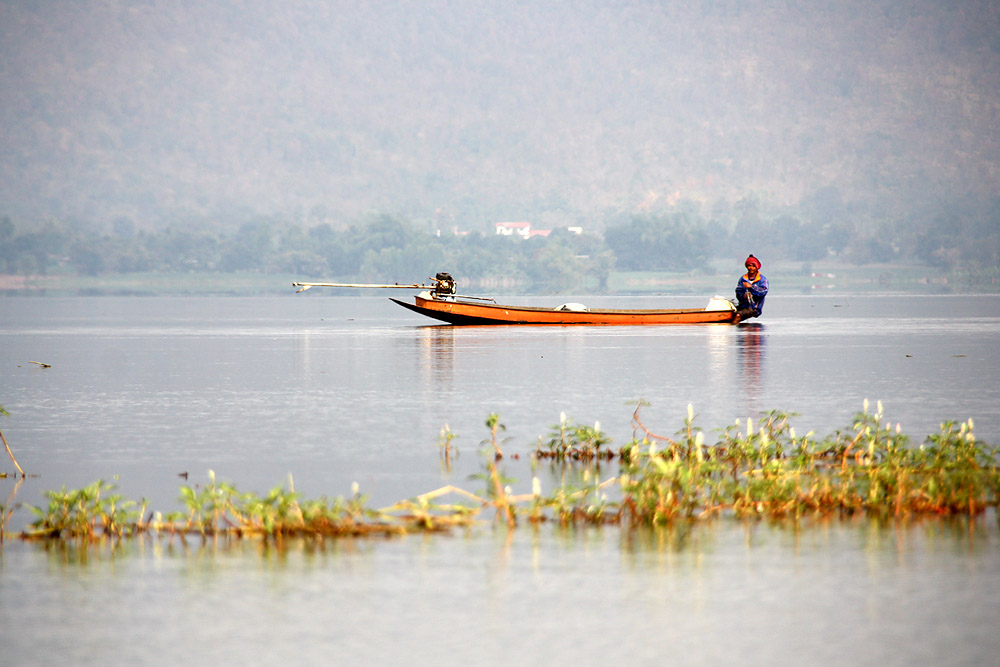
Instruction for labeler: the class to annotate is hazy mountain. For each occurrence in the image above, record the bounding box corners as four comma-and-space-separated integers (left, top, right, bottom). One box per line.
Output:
1, 0, 998, 232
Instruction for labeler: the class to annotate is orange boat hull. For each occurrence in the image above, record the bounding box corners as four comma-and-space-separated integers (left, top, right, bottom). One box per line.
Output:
390, 295, 738, 325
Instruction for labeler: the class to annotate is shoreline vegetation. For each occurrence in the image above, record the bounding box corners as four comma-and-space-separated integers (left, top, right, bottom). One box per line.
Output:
2, 402, 998, 549
1, 261, 999, 297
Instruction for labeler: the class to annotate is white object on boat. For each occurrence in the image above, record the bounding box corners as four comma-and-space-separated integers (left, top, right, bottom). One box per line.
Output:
704, 296, 736, 312
555, 303, 589, 312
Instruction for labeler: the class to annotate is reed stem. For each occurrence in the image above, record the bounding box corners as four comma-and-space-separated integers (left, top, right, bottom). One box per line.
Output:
0, 428, 24, 478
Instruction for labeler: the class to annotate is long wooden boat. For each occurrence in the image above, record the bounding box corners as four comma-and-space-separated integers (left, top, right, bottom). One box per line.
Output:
390, 292, 737, 325
294, 272, 739, 325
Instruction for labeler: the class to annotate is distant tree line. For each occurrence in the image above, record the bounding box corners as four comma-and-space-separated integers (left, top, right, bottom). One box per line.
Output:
1, 200, 997, 293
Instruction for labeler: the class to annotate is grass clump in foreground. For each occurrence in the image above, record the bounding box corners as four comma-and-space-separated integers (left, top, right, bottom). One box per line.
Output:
3, 401, 999, 545
616, 401, 999, 522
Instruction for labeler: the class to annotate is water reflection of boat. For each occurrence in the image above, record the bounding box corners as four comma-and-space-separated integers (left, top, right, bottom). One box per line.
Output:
294, 272, 738, 326
737, 323, 766, 388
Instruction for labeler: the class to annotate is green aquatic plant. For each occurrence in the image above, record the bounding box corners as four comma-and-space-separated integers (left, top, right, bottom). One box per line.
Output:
171, 473, 401, 538
537, 412, 613, 460
623, 401, 1000, 522
438, 423, 458, 469
10, 403, 1000, 549
24, 480, 142, 539
484, 413, 506, 458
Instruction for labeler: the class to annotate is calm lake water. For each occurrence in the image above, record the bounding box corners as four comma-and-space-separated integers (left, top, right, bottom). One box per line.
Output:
2, 293, 1000, 665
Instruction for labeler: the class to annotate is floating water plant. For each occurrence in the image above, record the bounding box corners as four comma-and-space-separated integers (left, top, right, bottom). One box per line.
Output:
536, 412, 613, 460
19, 474, 436, 541
483, 413, 506, 459
5, 402, 998, 548
25, 480, 144, 539
439, 423, 458, 470
619, 401, 1000, 522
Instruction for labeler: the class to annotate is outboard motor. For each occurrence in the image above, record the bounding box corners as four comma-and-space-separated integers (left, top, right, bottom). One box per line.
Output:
432, 272, 457, 297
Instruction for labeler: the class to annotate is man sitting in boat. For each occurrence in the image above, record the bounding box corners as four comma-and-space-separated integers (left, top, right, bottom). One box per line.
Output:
735, 254, 768, 322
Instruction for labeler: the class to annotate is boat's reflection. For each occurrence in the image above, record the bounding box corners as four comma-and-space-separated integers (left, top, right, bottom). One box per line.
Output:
416, 325, 457, 388
412, 322, 594, 392
736, 323, 766, 415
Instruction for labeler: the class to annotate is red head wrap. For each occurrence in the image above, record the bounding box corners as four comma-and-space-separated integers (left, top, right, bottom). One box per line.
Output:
745, 254, 761, 270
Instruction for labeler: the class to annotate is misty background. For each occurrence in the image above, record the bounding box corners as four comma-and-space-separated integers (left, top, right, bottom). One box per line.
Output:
1, 0, 998, 290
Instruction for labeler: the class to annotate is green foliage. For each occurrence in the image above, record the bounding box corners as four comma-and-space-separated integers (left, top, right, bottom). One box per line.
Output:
2, 200, 998, 291
484, 413, 506, 457
220, 221, 276, 272
9, 405, 1000, 549
546, 402, 1000, 524
438, 424, 458, 467
604, 214, 709, 271
522, 244, 586, 294
538, 412, 612, 459
25, 480, 141, 539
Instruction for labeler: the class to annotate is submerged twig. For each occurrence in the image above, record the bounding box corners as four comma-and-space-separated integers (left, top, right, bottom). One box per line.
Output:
0, 405, 25, 477
630, 402, 676, 445
0, 429, 24, 477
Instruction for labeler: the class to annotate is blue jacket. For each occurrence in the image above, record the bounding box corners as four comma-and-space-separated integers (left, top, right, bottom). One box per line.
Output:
735, 272, 768, 315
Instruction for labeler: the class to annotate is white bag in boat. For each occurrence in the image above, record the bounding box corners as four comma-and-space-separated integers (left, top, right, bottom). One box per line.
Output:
705, 296, 736, 312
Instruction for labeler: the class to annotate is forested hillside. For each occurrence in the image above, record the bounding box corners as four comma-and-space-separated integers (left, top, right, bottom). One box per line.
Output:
2, 0, 998, 237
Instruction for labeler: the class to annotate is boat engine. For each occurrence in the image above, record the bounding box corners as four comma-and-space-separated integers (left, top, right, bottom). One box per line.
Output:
432, 272, 457, 297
